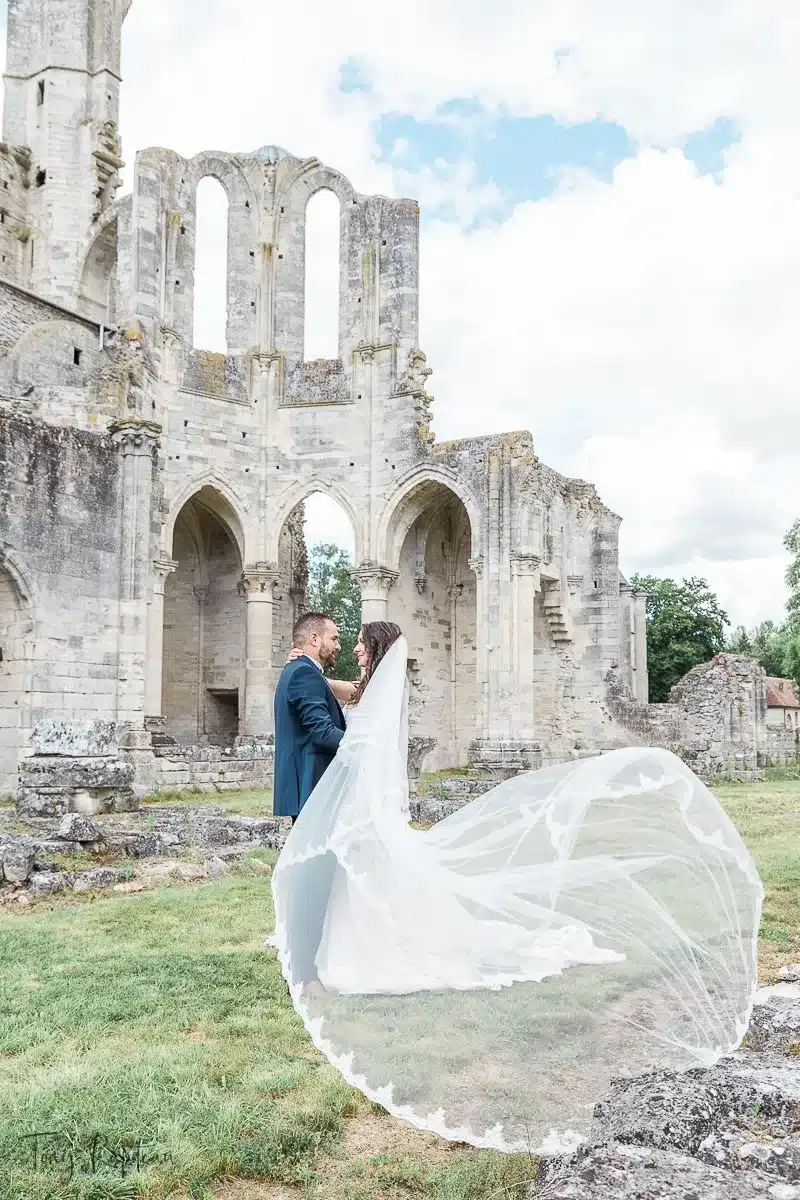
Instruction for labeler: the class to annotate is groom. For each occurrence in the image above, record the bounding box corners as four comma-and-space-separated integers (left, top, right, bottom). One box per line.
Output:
273, 611, 346, 824
273, 612, 345, 993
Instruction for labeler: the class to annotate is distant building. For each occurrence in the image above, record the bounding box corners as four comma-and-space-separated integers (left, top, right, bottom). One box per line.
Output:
765, 677, 800, 731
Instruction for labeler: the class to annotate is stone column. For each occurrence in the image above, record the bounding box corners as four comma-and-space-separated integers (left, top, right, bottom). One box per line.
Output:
469, 556, 488, 736
110, 419, 161, 728
352, 565, 399, 623
448, 583, 464, 762
145, 553, 177, 719
631, 589, 650, 703
511, 554, 540, 740
240, 563, 281, 737
193, 585, 210, 741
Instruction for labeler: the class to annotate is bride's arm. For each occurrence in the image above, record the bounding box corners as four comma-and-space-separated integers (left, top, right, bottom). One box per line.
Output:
326, 679, 358, 704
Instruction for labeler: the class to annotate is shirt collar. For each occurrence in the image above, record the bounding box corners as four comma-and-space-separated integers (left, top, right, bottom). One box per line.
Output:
301, 653, 323, 672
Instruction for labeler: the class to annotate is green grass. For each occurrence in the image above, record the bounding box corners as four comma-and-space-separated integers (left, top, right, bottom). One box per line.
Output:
2, 778, 799, 1198
140, 788, 275, 819
716, 777, 800, 963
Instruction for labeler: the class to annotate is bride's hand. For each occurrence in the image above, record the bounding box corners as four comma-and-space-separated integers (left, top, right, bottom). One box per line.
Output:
286, 647, 303, 663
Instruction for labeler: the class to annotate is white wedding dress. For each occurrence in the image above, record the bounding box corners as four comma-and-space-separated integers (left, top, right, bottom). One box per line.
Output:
271, 636, 763, 1153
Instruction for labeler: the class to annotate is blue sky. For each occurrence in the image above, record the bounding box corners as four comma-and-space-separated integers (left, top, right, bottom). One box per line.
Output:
338, 58, 742, 224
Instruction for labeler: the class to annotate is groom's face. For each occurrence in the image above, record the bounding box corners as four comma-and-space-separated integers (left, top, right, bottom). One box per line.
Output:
314, 620, 341, 670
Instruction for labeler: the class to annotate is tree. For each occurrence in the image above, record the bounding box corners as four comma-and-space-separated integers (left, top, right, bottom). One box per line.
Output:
305, 542, 362, 681
783, 519, 800, 687
726, 619, 792, 677
786, 519, 800, 620
630, 575, 729, 702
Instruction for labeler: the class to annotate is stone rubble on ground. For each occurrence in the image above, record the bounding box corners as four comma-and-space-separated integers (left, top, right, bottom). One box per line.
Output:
0, 802, 285, 900
56, 812, 103, 843
532, 995, 800, 1199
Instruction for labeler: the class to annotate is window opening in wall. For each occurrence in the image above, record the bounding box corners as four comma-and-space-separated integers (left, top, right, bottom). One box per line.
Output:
37, 80, 45, 105
304, 189, 340, 361
293, 491, 358, 673
73, 348, 82, 366
193, 176, 229, 354
36, 169, 46, 187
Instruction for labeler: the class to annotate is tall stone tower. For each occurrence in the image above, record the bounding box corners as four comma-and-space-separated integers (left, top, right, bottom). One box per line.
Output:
2, 0, 130, 307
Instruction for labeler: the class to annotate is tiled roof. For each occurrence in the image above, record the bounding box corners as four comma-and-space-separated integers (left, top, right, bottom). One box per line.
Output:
765, 677, 800, 709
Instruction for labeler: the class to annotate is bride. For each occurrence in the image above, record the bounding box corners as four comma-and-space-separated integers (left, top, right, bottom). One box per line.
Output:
271, 623, 763, 1153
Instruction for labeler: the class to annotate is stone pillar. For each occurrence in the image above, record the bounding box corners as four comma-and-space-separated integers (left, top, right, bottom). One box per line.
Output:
145, 553, 177, 719
511, 554, 540, 741
110, 419, 161, 729
631, 589, 650, 703
193, 585, 210, 740
469, 556, 488, 736
240, 563, 281, 737
448, 582, 463, 761
353, 565, 399, 624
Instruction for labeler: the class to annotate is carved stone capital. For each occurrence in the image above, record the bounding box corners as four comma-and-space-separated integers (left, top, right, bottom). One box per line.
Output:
447, 582, 464, 603
152, 555, 178, 596
567, 574, 583, 595
414, 571, 427, 595
351, 564, 399, 599
469, 556, 485, 580
511, 554, 541, 579
193, 585, 210, 606
240, 562, 282, 599
109, 418, 161, 457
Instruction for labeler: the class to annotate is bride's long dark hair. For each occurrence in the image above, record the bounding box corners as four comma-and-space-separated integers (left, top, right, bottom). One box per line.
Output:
350, 621, 403, 706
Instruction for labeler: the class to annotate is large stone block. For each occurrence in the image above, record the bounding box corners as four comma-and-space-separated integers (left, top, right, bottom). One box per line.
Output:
31, 721, 120, 758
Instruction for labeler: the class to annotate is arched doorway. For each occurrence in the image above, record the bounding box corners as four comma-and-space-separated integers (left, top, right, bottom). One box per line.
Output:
0, 561, 32, 795
162, 489, 243, 744
385, 481, 477, 769
271, 490, 360, 679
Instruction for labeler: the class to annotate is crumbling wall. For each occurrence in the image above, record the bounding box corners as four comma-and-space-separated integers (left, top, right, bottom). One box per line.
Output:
607, 654, 789, 778
0, 412, 122, 792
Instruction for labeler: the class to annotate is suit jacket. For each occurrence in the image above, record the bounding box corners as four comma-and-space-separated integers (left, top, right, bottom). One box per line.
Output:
273, 656, 345, 818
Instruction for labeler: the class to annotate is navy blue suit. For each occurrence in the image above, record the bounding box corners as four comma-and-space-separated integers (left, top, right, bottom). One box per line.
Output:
273, 656, 345, 818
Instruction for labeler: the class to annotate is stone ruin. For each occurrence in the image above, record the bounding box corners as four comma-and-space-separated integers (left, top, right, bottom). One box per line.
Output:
0, 0, 797, 808
530, 990, 800, 1199
17, 720, 136, 817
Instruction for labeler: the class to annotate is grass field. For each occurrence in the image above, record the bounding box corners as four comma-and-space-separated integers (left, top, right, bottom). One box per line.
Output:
1, 775, 799, 1199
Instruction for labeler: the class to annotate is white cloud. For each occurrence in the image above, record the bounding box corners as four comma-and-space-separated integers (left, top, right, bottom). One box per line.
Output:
1, 0, 797, 628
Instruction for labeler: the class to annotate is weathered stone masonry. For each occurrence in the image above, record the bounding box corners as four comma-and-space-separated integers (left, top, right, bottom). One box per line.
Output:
0, 0, 663, 800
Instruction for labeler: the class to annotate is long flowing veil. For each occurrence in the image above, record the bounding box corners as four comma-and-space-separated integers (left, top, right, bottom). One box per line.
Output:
272, 637, 763, 1153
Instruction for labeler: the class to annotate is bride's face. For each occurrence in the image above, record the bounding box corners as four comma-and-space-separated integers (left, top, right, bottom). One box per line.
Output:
355, 631, 370, 672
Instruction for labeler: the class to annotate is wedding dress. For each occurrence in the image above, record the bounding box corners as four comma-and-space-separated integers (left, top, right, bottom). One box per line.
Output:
271, 636, 763, 1153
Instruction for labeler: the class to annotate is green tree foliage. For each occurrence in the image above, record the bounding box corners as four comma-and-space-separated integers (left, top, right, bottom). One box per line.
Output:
727, 620, 793, 677
786, 519, 800, 620
630, 575, 729, 702
305, 542, 362, 681
726, 521, 800, 689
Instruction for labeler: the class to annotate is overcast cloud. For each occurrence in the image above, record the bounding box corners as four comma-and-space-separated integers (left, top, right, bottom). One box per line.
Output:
1, 0, 797, 628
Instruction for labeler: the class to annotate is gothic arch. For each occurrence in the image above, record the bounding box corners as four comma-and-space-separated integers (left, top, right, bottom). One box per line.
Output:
78, 205, 119, 322
7, 319, 101, 387
378, 467, 482, 571
164, 474, 249, 563
184, 153, 258, 208
268, 477, 363, 563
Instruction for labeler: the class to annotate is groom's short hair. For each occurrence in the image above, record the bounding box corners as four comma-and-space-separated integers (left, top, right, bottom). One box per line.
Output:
292, 612, 334, 647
